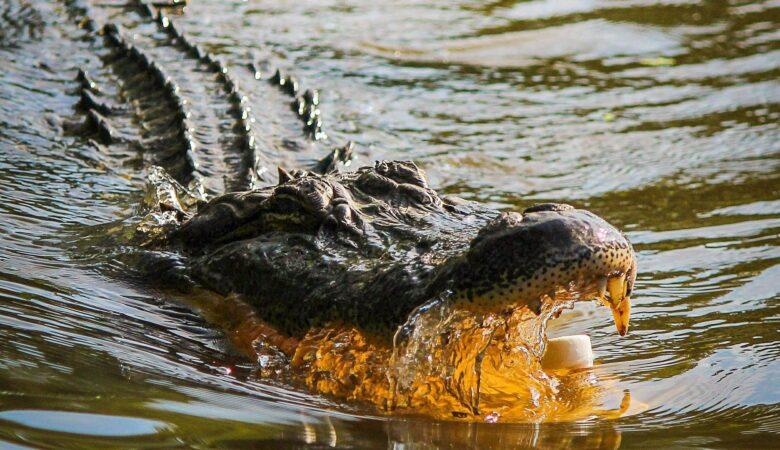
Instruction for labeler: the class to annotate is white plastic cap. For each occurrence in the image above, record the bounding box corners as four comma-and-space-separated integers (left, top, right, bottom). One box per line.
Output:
541, 334, 594, 370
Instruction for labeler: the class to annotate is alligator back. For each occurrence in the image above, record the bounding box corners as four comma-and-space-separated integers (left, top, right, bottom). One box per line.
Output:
169, 161, 497, 334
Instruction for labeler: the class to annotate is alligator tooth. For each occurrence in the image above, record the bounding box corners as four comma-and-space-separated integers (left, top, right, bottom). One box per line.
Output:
612, 297, 631, 336
175, 100, 190, 120
607, 275, 627, 308
596, 276, 609, 307
605, 275, 631, 336
340, 141, 355, 163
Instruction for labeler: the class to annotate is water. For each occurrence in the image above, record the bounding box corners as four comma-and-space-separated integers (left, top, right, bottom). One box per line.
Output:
1, 0, 778, 447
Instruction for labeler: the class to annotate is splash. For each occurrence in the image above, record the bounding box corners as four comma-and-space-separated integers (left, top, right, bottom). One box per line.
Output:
160, 268, 630, 422
283, 282, 629, 421
388, 293, 570, 418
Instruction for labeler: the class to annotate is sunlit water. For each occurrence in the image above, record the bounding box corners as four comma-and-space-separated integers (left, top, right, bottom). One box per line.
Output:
1, 0, 778, 447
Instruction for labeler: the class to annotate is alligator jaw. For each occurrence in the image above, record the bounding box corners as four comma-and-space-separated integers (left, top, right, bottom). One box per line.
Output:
447, 203, 637, 337
612, 298, 631, 336
598, 274, 632, 336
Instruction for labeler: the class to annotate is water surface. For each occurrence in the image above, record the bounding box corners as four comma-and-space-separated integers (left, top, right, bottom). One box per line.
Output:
0, 0, 778, 447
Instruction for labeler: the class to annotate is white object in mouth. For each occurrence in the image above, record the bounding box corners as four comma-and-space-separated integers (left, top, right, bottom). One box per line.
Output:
541, 334, 594, 370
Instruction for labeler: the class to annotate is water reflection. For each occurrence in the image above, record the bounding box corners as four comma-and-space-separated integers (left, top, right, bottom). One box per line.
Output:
0, 410, 168, 437
363, 19, 683, 68
0, 0, 778, 447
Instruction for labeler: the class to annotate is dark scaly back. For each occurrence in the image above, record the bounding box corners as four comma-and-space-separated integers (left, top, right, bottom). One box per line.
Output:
169, 161, 497, 335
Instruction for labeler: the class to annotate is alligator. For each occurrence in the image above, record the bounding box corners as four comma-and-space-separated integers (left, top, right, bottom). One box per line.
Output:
59, 0, 637, 419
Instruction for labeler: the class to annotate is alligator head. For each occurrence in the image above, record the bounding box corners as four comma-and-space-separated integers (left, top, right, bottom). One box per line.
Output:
145, 160, 637, 419
161, 160, 635, 337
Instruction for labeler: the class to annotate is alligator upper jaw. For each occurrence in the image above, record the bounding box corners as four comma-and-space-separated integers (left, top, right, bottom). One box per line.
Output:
544, 273, 633, 337
601, 275, 632, 336
450, 203, 637, 337
537, 273, 635, 338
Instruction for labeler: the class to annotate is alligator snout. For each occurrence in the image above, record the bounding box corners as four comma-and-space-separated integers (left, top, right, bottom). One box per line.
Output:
450, 203, 637, 335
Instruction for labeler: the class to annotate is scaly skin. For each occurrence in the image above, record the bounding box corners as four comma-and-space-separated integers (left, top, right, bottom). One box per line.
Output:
59, 0, 638, 419
161, 161, 636, 338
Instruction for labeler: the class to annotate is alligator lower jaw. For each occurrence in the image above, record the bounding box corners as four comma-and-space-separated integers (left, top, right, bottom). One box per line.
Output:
452, 274, 632, 338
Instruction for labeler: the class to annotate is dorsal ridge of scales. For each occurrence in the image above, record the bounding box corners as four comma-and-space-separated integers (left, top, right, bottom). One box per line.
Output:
62, 0, 356, 199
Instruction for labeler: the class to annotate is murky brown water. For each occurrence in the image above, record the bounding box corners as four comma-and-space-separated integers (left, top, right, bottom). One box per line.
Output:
1, 0, 779, 447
